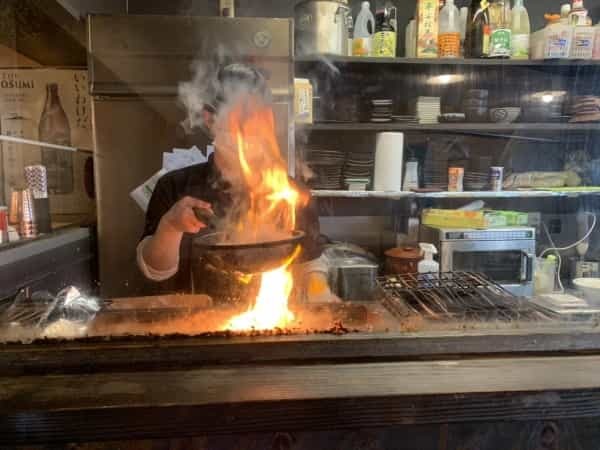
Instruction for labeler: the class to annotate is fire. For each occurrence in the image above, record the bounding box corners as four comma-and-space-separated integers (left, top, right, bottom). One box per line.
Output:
224, 246, 301, 331
218, 97, 307, 331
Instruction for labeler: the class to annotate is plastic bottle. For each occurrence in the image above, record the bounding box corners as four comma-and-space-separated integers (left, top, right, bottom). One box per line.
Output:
405, 18, 417, 57
438, 0, 461, 57
570, 0, 590, 26
418, 243, 439, 274
353, 1, 375, 57
511, 0, 530, 59
347, 14, 354, 56
560, 3, 572, 24
460, 6, 469, 54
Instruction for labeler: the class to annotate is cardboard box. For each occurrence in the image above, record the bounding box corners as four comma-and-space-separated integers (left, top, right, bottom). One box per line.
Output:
416, 0, 439, 58
0, 68, 94, 216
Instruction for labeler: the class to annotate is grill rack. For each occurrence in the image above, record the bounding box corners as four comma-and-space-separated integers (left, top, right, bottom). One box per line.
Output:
379, 272, 555, 322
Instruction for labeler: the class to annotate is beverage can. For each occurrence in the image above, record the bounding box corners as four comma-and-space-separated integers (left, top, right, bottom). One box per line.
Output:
0, 206, 8, 244
448, 167, 464, 192
490, 166, 504, 191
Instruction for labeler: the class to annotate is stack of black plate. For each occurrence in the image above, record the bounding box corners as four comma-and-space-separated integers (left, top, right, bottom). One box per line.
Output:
370, 99, 393, 123
306, 148, 345, 190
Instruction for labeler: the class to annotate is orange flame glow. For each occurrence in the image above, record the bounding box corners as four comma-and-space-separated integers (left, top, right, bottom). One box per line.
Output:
220, 99, 307, 331
224, 246, 301, 331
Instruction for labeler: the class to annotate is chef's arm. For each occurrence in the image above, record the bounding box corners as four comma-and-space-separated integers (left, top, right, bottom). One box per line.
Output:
138, 196, 212, 281
139, 225, 183, 274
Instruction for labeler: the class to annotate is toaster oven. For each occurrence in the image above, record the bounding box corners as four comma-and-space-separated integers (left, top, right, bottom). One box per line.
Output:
420, 225, 536, 297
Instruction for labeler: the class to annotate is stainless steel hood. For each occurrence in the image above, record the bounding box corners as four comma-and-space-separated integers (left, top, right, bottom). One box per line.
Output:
88, 15, 294, 298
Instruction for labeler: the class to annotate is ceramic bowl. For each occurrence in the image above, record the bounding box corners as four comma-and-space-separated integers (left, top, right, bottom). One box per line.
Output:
489, 107, 521, 123
574, 278, 600, 305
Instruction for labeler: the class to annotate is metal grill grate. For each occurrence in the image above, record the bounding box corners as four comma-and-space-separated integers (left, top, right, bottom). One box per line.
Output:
379, 272, 555, 321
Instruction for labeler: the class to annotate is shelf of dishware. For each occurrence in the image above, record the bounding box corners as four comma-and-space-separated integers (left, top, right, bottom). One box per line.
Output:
311, 189, 600, 199
295, 55, 600, 68
302, 123, 600, 133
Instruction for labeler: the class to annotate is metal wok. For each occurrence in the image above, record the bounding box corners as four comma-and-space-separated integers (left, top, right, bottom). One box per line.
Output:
193, 230, 305, 274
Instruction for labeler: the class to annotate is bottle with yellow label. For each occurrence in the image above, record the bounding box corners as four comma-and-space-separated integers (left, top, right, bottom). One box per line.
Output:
373, 5, 398, 57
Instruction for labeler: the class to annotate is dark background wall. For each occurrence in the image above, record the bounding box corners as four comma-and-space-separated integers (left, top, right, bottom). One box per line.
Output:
56, 0, 600, 31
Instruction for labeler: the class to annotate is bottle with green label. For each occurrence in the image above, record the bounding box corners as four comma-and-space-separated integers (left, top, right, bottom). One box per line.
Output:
511, 0, 530, 59
489, 0, 511, 58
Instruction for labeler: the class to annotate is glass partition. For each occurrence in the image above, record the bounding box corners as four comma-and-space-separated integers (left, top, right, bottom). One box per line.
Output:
2, 0, 600, 349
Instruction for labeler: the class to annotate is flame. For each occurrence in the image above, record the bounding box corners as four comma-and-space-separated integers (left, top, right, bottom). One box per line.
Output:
224, 246, 301, 331
219, 98, 307, 331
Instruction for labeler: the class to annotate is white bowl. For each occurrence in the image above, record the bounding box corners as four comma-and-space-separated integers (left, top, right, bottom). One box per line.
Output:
573, 278, 600, 305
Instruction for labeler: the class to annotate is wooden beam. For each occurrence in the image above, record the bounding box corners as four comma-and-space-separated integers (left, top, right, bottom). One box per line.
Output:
3, 356, 600, 444
4, 329, 600, 376
4, 356, 600, 412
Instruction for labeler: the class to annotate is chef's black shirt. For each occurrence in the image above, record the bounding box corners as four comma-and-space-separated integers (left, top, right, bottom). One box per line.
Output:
141, 155, 322, 297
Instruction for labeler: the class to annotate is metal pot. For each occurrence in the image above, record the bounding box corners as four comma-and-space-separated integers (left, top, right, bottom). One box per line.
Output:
295, 0, 350, 56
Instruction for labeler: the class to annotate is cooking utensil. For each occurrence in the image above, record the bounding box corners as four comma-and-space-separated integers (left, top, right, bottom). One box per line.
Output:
193, 207, 218, 230
379, 272, 555, 321
193, 230, 306, 274
384, 246, 422, 275
295, 0, 350, 56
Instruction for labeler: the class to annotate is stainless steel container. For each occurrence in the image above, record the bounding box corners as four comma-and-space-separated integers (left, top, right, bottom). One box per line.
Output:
295, 0, 350, 56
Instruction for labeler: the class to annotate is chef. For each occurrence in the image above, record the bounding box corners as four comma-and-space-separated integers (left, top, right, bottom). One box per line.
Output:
136, 63, 331, 304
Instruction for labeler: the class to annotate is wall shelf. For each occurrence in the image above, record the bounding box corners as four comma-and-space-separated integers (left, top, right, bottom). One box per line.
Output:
312, 190, 600, 200
295, 55, 600, 68
302, 123, 600, 133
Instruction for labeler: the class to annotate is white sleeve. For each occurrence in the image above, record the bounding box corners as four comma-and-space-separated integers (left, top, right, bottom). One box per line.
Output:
136, 236, 179, 282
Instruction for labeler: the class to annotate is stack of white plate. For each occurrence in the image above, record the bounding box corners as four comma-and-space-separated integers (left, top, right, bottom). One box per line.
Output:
413, 97, 441, 124
344, 152, 374, 190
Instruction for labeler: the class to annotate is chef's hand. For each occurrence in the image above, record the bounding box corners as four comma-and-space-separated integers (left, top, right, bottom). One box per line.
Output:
159, 196, 213, 234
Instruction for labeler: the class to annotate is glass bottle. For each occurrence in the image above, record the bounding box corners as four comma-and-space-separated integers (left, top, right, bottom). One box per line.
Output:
489, 0, 512, 58
465, 0, 491, 58
511, 0, 530, 59
39, 83, 74, 195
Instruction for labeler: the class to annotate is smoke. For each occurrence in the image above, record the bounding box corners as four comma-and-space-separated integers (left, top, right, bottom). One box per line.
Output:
178, 54, 299, 244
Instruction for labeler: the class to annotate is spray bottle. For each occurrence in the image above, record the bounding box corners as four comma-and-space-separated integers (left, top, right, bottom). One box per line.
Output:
418, 243, 440, 274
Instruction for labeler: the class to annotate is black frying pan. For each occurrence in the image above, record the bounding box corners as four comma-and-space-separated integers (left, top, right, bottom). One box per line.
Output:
193, 228, 305, 274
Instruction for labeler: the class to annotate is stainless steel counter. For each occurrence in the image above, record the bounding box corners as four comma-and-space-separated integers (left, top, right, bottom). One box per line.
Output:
0, 227, 94, 300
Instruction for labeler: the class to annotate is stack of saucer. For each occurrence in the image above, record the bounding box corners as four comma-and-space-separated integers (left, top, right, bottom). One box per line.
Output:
370, 99, 393, 123
413, 97, 441, 124
344, 152, 374, 191
392, 114, 419, 124
570, 96, 600, 123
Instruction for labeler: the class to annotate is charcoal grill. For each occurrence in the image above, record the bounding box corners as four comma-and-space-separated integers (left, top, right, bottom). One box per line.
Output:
379, 272, 556, 321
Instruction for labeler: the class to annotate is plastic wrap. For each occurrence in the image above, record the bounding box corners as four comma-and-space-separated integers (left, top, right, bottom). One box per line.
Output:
0, 286, 101, 342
